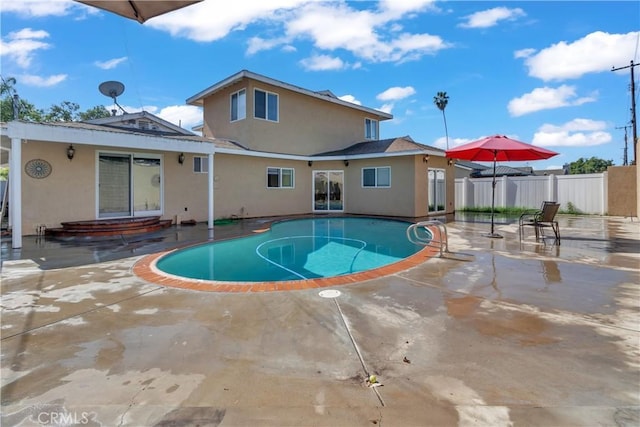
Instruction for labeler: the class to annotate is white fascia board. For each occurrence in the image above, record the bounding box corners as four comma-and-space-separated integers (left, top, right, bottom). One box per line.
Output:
7, 121, 214, 154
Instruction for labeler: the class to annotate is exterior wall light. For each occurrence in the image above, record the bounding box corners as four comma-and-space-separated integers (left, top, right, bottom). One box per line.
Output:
308, 160, 313, 167
178, 152, 185, 164
448, 158, 454, 166
67, 144, 75, 160
344, 160, 349, 167
423, 154, 430, 163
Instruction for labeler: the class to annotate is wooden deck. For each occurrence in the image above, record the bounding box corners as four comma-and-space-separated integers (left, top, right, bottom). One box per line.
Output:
45, 216, 173, 239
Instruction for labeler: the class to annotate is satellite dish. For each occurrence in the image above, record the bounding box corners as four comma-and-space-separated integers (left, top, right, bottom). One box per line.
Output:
98, 81, 127, 115
99, 80, 125, 98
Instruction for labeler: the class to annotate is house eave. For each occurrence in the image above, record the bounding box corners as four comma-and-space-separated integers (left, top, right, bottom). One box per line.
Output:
186, 69, 393, 121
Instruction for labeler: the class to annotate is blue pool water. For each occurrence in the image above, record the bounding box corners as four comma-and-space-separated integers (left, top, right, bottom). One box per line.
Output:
155, 217, 427, 282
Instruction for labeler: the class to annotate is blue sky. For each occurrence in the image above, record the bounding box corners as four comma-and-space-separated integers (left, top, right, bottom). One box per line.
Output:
1, 0, 639, 170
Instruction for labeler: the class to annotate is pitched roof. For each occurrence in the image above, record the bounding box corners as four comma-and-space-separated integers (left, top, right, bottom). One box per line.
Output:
454, 160, 489, 171
314, 136, 443, 157
470, 165, 534, 177
36, 121, 246, 150
186, 69, 393, 121
84, 111, 195, 136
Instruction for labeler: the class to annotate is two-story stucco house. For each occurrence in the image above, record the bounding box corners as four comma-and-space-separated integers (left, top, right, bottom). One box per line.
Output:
1, 70, 453, 248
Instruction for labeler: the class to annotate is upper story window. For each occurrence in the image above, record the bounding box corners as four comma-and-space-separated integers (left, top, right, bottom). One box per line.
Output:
267, 167, 294, 188
230, 89, 246, 122
193, 156, 209, 173
255, 89, 279, 122
362, 166, 390, 188
365, 118, 378, 139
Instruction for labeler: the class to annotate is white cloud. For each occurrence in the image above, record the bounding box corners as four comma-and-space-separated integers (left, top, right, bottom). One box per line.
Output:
148, 1, 450, 64
1, 0, 76, 17
94, 57, 128, 70
111, 104, 203, 131
378, 0, 438, 19
508, 85, 597, 116
0, 28, 51, 68
299, 54, 346, 71
522, 31, 640, 81
148, 0, 310, 42
435, 136, 474, 150
377, 86, 416, 101
539, 118, 607, 133
156, 105, 203, 131
532, 118, 612, 147
459, 7, 525, 29
379, 103, 394, 114
514, 48, 535, 59
339, 95, 361, 105
20, 74, 67, 87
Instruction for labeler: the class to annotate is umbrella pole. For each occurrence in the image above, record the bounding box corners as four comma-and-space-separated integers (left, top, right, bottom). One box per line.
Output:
484, 151, 503, 238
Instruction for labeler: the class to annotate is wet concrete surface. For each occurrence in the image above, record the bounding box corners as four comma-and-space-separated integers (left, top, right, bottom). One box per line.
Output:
1, 214, 639, 426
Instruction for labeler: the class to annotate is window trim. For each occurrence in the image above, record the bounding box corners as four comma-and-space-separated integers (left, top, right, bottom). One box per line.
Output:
193, 156, 209, 173
254, 88, 279, 122
267, 166, 294, 189
364, 118, 378, 140
361, 166, 391, 188
230, 88, 246, 122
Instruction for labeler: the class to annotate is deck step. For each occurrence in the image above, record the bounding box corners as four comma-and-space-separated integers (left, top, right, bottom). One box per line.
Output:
46, 217, 173, 239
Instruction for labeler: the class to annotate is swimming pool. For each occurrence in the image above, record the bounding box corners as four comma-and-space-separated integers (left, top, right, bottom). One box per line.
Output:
155, 217, 427, 282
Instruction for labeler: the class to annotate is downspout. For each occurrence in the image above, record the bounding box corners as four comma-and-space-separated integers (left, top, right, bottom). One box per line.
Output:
208, 152, 215, 237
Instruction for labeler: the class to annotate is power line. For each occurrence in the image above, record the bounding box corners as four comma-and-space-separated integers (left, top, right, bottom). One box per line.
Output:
616, 125, 632, 166
612, 60, 638, 165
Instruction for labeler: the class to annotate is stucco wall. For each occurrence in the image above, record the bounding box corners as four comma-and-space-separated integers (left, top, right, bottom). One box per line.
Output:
607, 165, 637, 217
15, 139, 453, 235
345, 157, 416, 217
202, 78, 386, 155
22, 141, 96, 233
212, 154, 312, 219
19, 141, 211, 234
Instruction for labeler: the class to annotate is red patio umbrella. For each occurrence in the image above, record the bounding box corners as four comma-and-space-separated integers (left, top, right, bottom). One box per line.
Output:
446, 135, 558, 238
75, 0, 203, 23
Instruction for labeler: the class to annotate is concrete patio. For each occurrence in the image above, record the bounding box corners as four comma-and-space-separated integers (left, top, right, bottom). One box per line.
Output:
1, 214, 639, 426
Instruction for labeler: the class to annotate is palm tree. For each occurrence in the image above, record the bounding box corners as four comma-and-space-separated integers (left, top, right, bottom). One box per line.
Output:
433, 91, 450, 149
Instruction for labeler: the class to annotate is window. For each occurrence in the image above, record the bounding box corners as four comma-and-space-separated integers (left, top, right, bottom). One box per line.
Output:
365, 118, 378, 139
255, 89, 278, 122
362, 166, 390, 188
193, 156, 209, 173
267, 167, 294, 188
231, 89, 246, 121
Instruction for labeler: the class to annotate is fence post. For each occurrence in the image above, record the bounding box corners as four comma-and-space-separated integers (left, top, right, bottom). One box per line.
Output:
548, 174, 557, 202
602, 171, 608, 215
500, 175, 508, 209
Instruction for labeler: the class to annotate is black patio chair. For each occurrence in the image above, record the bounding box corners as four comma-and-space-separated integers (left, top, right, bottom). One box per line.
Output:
519, 201, 561, 244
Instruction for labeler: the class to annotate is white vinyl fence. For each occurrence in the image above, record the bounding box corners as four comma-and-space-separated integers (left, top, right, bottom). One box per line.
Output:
455, 172, 607, 214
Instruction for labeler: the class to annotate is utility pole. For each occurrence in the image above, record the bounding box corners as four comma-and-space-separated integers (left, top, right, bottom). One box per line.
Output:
616, 125, 631, 165
612, 60, 638, 164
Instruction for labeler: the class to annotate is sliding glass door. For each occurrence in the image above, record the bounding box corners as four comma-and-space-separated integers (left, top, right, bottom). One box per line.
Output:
98, 153, 162, 218
428, 168, 445, 213
313, 170, 344, 212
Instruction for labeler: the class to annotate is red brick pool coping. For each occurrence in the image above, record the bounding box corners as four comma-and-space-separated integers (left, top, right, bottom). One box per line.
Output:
133, 226, 442, 292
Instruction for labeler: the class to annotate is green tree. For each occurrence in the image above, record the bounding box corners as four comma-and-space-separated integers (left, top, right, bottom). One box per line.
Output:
433, 91, 450, 149
44, 101, 80, 122
79, 105, 111, 121
1, 77, 44, 121
569, 157, 614, 174
1, 77, 110, 122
